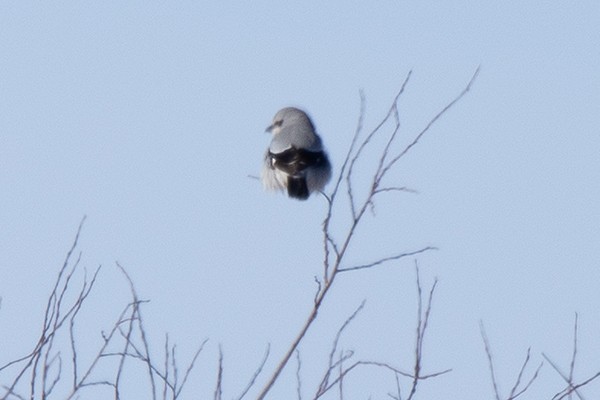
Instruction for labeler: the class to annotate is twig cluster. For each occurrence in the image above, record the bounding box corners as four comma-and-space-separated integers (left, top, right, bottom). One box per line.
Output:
544, 314, 600, 400
1, 70, 487, 399
256, 68, 480, 398
0, 219, 206, 400
481, 313, 600, 399
480, 322, 543, 400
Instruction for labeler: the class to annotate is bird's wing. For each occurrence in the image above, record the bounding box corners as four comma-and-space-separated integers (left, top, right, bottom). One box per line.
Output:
268, 147, 328, 176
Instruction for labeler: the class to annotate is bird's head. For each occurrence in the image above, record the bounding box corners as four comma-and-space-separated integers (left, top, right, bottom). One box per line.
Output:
266, 107, 314, 135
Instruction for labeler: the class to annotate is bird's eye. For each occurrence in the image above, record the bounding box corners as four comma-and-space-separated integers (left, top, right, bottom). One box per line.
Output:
274, 120, 283, 127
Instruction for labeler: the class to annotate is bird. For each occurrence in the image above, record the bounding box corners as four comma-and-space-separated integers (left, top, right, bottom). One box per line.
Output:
261, 107, 331, 200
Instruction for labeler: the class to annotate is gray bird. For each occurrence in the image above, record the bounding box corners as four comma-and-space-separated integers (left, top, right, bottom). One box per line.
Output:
261, 107, 332, 200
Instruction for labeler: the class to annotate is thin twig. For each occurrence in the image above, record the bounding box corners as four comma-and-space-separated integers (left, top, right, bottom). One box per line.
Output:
381, 66, 480, 177
543, 354, 586, 400
338, 247, 436, 273
236, 344, 270, 400
322, 91, 366, 283
1, 217, 88, 400
480, 321, 542, 400
552, 372, 600, 400
406, 265, 438, 400
510, 360, 543, 400
315, 302, 366, 397
296, 350, 302, 400
163, 335, 169, 400
337, 351, 344, 400
175, 340, 208, 398
318, 360, 450, 397
569, 314, 579, 394
116, 262, 158, 400
213, 346, 223, 400
480, 322, 502, 400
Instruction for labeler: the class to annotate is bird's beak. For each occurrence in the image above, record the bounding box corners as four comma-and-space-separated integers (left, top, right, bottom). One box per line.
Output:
265, 124, 274, 133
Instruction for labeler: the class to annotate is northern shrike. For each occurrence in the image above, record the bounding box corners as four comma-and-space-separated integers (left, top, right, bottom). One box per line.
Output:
261, 107, 331, 200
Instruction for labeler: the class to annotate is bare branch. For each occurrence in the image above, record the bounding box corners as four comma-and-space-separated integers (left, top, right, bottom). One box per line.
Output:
381, 66, 480, 177
114, 289, 138, 400
175, 340, 208, 398
257, 70, 477, 399
406, 265, 438, 400
372, 186, 418, 197
328, 302, 366, 375
543, 354, 587, 400
1, 219, 209, 400
315, 301, 366, 397
0, 217, 90, 400
296, 350, 302, 400
551, 371, 600, 400
67, 300, 142, 399
322, 90, 366, 283
509, 359, 543, 400
338, 247, 437, 273
236, 344, 270, 400
162, 335, 169, 400
390, 372, 402, 400
43, 354, 61, 397
542, 313, 599, 400
213, 346, 223, 400
3, 71, 480, 399
480, 322, 502, 400
318, 360, 451, 397
569, 313, 579, 391
346, 72, 413, 210
481, 321, 542, 400
337, 351, 344, 400
313, 276, 322, 305
0, 386, 26, 400
116, 261, 158, 400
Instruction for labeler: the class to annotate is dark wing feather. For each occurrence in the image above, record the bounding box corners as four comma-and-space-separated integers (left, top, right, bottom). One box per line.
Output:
269, 147, 328, 176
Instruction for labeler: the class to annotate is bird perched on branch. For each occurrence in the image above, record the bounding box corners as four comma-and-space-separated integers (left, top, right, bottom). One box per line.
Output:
261, 107, 331, 200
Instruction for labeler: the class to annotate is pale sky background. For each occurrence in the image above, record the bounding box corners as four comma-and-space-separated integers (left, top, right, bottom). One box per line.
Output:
1, 1, 599, 399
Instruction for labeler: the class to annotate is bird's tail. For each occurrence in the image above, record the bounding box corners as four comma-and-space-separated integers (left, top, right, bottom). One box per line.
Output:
287, 176, 310, 200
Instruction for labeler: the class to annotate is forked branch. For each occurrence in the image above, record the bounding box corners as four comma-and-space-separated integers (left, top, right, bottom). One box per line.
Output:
257, 68, 479, 399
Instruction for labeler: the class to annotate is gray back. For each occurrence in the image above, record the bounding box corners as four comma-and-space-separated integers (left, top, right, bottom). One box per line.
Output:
269, 108, 323, 153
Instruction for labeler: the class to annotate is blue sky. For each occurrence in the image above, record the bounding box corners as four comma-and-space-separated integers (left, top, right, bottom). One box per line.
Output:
1, 1, 599, 398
